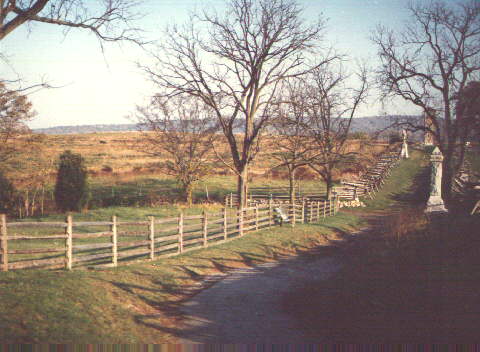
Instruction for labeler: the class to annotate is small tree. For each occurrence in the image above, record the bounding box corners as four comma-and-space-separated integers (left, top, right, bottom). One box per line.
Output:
0, 171, 16, 214
54, 150, 89, 212
136, 95, 219, 206
270, 79, 313, 203
0, 81, 36, 166
304, 63, 369, 198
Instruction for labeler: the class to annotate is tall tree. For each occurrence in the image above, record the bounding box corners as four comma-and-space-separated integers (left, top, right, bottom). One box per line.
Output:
372, 0, 480, 201
135, 95, 219, 206
0, 0, 142, 43
141, 0, 333, 208
305, 63, 369, 199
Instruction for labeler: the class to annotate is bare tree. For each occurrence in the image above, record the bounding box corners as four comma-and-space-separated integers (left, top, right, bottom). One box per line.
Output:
304, 62, 369, 199
269, 79, 313, 203
136, 95, 219, 206
372, 0, 480, 201
141, 0, 332, 208
0, 0, 142, 44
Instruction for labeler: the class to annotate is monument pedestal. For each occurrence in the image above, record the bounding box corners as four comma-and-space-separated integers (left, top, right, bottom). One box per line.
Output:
426, 195, 447, 213
425, 147, 447, 214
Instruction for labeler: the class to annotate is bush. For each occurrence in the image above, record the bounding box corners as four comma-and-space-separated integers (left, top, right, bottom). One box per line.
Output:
0, 172, 16, 214
54, 150, 90, 212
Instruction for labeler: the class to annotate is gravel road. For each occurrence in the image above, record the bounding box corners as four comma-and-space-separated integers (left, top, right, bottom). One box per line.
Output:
177, 248, 344, 344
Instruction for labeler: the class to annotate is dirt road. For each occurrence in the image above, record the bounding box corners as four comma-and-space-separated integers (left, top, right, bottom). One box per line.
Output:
177, 246, 346, 343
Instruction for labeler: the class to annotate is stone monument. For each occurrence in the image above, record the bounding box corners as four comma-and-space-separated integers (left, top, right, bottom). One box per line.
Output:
425, 147, 447, 213
400, 129, 409, 159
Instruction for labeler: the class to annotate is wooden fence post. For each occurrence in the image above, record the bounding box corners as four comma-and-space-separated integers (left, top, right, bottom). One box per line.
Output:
178, 213, 184, 253
291, 202, 296, 228
202, 211, 208, 247
65, 215, 73, 270
255, 204, 259, 231
301, 200, 305, 224
309, 201, 313, 223
268, 198, 273, 228
111, 215, 118, 267
239, 208, 244, 236
149, 216, 155, 260
223, 208, 228, 240
230, 193, 234, 208
1, 214, 8, 272
323, 200, 326, 219
329, 198, 333, 216
316, 201, 320, 221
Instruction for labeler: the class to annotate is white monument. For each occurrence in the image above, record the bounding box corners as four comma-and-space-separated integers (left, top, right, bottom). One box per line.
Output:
425, 147, 447, 213
400, 129, 409, 159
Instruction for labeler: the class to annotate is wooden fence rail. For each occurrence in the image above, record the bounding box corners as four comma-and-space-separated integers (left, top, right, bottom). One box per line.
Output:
0, 198, 340, 272
335, 150, 401, 200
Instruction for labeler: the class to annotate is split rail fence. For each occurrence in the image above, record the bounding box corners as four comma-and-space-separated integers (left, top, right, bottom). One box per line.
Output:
225, 150, 401, 208
0, 198, 339, 272
335, 150, 401, 200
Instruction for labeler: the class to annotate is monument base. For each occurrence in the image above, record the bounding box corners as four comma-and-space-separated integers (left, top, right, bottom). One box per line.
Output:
401, 143, 409, 159
425, 196, 447, 213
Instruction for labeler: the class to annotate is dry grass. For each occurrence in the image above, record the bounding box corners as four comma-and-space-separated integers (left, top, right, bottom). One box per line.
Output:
37, 132, 389, 180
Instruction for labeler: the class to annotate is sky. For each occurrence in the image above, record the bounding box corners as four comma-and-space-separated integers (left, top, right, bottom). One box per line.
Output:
1, 0, 422, 129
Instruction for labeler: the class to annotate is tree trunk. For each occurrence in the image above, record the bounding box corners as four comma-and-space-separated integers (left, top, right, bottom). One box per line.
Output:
183, 182, 194, 206
326, 174, 333, 200
237, 167, 248, 209
289, 168, 296, 204
40, 185, 45, 215
442, 154, 454, 204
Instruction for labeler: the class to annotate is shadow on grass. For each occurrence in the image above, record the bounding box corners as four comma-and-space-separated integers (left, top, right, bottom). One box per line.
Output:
282, 211, 480, 343
390, 165, 430, 207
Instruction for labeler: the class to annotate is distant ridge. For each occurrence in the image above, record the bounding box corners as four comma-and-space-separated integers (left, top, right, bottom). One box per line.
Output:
33, 123, 139, 135
33, 115, 423, 137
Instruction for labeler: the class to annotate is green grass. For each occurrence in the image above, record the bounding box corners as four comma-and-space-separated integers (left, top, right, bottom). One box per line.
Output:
0, 210, 362, 343
360, 148, 429, 210
0, 151, 413, 343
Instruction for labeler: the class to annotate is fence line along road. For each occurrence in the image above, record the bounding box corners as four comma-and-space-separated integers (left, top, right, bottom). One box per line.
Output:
0, 199, 340, 272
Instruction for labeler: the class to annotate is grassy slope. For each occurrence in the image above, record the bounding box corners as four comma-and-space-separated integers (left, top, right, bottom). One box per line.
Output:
283, 148, 480, 342
0, 206, 364, 343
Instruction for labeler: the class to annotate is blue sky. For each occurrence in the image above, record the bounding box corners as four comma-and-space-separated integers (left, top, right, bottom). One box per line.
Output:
2, 0, 419, 128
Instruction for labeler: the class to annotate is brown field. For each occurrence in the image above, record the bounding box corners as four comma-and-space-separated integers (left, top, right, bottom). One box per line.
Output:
38, 131, 390, 180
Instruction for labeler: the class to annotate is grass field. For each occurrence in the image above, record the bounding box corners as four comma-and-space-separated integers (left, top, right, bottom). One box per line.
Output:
0, 133, 403, 343
0, 143, 399, 343
0, 211, 365, 343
